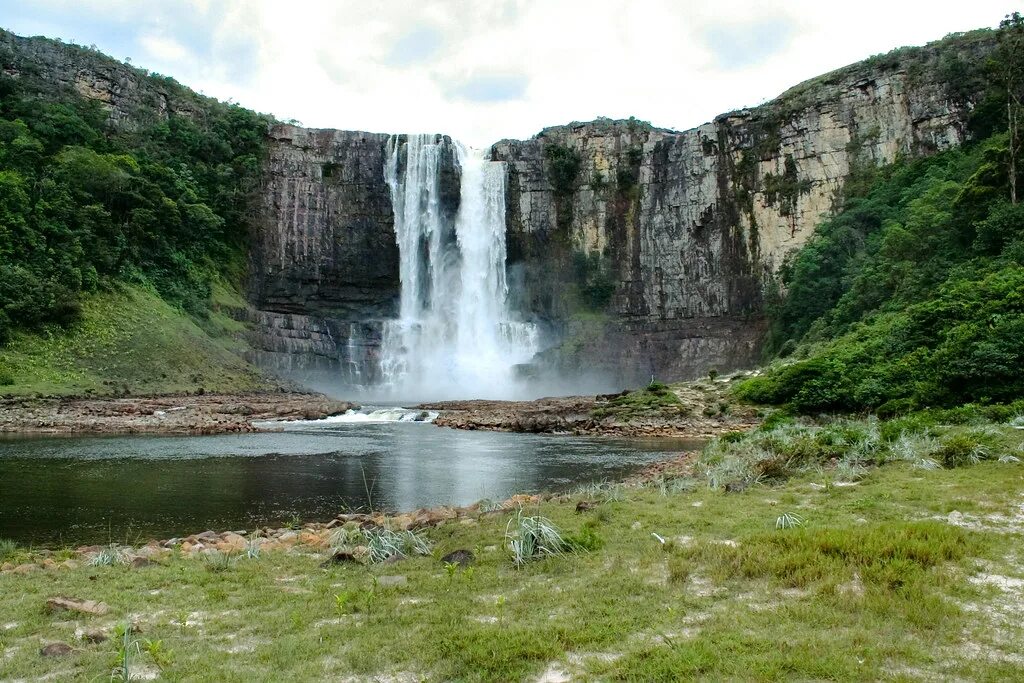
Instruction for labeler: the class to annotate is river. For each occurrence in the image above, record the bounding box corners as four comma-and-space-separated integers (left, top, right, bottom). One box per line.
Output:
0, 413, 700, 545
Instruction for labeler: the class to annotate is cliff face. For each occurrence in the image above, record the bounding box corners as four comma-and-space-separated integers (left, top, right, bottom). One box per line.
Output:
0, 30, 212, 128
246, 130, 465, 379
493, 31, 996, 382
3, 27, 999, 388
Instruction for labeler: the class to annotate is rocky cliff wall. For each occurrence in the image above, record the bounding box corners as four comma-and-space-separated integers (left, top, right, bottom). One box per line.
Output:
4, 27, 999, 388
0, 30, 215, 128
493, 30, 996, 383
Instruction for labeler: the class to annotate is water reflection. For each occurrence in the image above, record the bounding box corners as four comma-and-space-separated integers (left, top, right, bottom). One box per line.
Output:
0, 424, 701, 545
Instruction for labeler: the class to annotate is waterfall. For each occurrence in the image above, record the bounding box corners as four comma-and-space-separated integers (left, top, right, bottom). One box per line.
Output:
379, 134, 539, 399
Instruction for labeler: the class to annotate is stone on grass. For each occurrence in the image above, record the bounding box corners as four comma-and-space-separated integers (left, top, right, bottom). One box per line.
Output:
46, 596, 110, 616
440, 549, 475, 567
576, 501, 598, 513
40, 642, 73, 657
82, 630, 108, 644
321, 550, 361, 567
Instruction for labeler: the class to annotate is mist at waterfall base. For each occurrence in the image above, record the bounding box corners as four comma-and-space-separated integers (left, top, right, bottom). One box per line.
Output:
293, 134, 619, 403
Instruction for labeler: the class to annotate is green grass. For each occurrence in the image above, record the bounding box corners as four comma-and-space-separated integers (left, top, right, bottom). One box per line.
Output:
593, 381, 689, 419
0, 282, 269, 396
2, 444, 1023, 680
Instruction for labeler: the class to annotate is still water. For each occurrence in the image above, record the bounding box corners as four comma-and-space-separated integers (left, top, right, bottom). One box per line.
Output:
0, 417, 700, 545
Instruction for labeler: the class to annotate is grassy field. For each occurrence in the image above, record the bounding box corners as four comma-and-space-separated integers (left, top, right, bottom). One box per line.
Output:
2, 415, 1023, 681
0, 282, 269, 397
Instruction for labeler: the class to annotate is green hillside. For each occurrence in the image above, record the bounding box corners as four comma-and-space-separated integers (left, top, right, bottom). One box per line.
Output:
0, 30, 273, 394
738, 15, 1024, 414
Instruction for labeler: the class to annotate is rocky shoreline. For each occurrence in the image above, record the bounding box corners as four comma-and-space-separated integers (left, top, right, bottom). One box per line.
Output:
0, 451, 700, 575
419, 385, 759, 439
0, 392, 357, 436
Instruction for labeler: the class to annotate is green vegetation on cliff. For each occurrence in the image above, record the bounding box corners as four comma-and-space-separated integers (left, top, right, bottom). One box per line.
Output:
741, 16, 1024, 414
0, 32, 270, 343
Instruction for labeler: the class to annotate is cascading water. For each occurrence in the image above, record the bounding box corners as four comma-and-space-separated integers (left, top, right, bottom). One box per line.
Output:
378, 133, 539, 399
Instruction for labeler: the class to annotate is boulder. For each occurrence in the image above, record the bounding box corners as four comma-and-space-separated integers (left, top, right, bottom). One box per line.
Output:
40, 642, 73, 657
440, 549, 475, 567
46, 596, 110, 616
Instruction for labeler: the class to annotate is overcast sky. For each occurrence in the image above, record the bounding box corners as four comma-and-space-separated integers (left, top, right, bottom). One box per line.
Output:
0, 0, 1013, 146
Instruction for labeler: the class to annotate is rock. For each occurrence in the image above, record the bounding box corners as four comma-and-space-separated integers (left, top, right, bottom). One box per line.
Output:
382, 554, 404, 565
1, 562, 13, 571
391, 514, 416, 531
298, 531, 327, 547
440, 549, 475, 567
724, 481, 748, 494
376, 575, 407, 588
40, 642, 73, 657
321, 551, 360, 567
129, 557, 154, 569
220, 532, 247, 550
576, 501, 598, 513
81, 630, 108, 644
12, 563, 39, 574
58, 559, 79, 570
46, 596, 111, 616
947, 510, 965, 525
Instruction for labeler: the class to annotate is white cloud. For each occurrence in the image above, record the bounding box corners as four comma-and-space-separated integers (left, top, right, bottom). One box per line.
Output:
139, 34, 190, 63
0, 0, 1012, 145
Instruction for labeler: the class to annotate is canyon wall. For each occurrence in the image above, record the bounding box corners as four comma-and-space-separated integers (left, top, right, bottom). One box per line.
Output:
492, 30, 996, 383
2, 27, 1000, 388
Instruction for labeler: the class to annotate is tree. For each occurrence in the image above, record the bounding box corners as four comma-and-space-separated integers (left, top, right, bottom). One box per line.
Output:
997, 12, 1024, 204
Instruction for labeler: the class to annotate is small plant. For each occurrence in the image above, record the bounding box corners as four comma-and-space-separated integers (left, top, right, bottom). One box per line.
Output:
573, 480, 624, 503
362, 528, 432, 564
334, 591, 355, 614
998, 454, 1021, 463
245, 534, 261, 560
202, 550, 236, 572
775, 511, 805, 529
0, 538, 18, 562
173, 610, 190, 633
668, 557, 691, 584
89, 544, 131, 567
476, 498, 506, 513
505, 509, 571, 568
444, 561, 459, 582
143, 639, 172, 669
362, 578, 379, 615
934, 434, 991, 468
708, 369, 719, 381
496, 595, 507, 626
110, 620, 141, 682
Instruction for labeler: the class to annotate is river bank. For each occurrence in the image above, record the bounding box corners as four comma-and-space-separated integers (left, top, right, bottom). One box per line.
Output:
0, 393, 357, 435
0, 375, 759, 438
420, 377, 760, 438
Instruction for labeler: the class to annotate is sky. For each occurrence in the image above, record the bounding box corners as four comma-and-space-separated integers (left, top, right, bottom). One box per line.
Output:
0, 0, 1013, 146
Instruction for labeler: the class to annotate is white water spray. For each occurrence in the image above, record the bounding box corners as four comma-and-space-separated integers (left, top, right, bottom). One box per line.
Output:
379, 134, 538, 399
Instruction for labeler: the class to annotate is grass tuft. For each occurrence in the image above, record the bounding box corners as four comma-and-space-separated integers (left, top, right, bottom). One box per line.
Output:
505, 510, 571, 568
88, 544, 131, 567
